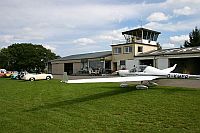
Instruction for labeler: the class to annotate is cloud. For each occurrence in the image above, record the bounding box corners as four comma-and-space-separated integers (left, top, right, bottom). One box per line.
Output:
97, 27, 128, 42
169, 35, 189, 45
73, 38, 96, 46
0, 35, 14, 43
166, 0, 200, 4
173, 6, 195, 16
0, 0, 200, 56
161, 43, 176, 49
42, 44, 56, 52
147, 12, 169, 22
0, 2, 142, 30
145, 17, 200, 32
161, 35, 189, 49
0, 1, 146, 48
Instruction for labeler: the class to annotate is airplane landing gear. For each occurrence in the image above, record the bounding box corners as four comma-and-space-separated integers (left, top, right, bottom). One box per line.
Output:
147, 81, 158, 87
120, 83, 128, 88
136, 81, 158, 89
136, 84, 148, 89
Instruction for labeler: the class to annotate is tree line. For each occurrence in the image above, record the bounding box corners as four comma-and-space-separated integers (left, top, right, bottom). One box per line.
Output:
0, 43, 59, 72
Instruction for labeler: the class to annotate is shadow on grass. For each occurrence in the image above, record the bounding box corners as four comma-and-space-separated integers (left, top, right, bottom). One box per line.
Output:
26, 87, 135, 112
154, 86, 198, 91
161, 87, 198, 95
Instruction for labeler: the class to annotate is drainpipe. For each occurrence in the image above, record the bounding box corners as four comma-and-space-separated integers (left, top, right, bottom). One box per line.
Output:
154, 56, 157, 68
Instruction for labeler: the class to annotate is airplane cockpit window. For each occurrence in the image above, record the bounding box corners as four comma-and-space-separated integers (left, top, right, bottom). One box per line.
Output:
138, 65, 147, 72
129, 65, 147, 73
129, 68, 137, 73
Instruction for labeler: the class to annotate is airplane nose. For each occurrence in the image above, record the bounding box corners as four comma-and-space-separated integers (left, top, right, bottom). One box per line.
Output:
112, 71, 119, 75
116, 71, 119, 75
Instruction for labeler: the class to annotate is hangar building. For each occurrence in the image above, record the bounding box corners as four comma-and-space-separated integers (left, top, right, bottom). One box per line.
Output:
135, 46, 200, 74
49, 51, 112, 78
49, 27, 200, 77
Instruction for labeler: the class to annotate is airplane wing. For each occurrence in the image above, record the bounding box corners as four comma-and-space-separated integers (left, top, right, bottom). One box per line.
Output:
67, 76, 159, 83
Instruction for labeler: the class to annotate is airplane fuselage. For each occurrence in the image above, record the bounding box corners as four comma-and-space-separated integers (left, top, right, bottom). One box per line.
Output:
118, 65, 199, 79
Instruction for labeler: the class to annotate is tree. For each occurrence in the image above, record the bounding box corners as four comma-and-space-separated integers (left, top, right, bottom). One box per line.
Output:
184, 27, 200, 47
0, 43, 58, 72
157, 42, 162, 50
0, 48, 9, 69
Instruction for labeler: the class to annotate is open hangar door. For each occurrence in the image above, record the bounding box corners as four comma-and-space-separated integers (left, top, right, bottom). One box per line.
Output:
64, 63, 73, 75
139, 59, 154, 66
169, 57, 200, 74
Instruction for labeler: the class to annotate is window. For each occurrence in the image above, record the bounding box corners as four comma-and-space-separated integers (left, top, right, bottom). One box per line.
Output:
124, 46, 132, 53
120, 60, 125, 65
113, 47, 121, 54
138, 46, 143, 53
120, 60, 126, 69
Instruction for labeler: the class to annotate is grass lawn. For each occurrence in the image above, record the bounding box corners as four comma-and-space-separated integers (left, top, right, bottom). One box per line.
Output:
0, 78, 200, 133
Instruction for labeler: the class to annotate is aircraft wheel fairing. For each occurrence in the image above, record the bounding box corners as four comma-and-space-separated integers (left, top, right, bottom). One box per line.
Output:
120, 83, 128, 88
136, 84, 148, 90
147, 82, 158, 87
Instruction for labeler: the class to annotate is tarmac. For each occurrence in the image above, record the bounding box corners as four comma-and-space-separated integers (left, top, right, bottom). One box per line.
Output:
65, 75, 200, 89
155, 79, 200, 89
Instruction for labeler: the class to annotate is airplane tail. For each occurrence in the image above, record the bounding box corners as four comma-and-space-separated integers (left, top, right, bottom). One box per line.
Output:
162, 64, 177, 73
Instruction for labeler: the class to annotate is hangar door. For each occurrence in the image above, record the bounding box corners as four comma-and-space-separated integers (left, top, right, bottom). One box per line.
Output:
64, 63, 73, 75
139, 59, 153, 66
169, 57, 200, 74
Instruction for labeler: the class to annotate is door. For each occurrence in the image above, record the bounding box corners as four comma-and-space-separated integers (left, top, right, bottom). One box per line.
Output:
113, 62, 117, 72
64, 63, 73, 75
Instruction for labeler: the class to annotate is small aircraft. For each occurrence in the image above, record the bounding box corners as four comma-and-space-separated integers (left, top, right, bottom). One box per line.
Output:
62, 64, 200, 89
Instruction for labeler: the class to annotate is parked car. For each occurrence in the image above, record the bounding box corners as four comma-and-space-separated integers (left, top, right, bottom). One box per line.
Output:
0, 69, 6, 77
5, 71, 14, 78
11, 71, 19, 79
23, 73, 53, 81
0, 73, 5, 77
17, 71, 28, 79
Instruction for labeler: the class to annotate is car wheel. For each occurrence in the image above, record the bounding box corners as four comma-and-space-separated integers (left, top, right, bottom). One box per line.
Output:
46, 76, 51, 80
29, 77, 35, 81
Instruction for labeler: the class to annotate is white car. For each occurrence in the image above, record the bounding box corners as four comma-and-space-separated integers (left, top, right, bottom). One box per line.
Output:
23, 73, 53, 81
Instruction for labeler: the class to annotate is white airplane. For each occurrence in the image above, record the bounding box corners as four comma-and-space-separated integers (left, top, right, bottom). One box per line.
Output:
63, 64, 200, 89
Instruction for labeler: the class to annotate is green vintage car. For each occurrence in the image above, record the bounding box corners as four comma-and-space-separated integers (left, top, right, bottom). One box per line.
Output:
10, 71, 19, 79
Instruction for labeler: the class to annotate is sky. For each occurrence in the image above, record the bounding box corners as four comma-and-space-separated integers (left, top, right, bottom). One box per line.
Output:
0, 0, 200, 57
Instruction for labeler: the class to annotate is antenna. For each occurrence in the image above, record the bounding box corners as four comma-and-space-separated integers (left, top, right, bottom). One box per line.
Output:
139, 17, 143, 28
139, 17, 143, 43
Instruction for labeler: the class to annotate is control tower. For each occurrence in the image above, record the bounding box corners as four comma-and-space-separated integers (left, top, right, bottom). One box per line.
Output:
122, 28, 161, 45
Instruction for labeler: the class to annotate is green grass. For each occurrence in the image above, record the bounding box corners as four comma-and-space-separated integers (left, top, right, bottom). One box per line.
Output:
0, 78, 200, 133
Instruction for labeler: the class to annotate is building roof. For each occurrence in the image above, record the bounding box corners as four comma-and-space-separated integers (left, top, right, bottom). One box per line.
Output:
137, 46, 200, 57
110, 42, 158, 47
122, 27, 161, 35
52, 51, 112, 61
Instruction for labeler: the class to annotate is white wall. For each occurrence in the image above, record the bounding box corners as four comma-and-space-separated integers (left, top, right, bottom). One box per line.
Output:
156, 58, 168, 69
126, 60, 139, 70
